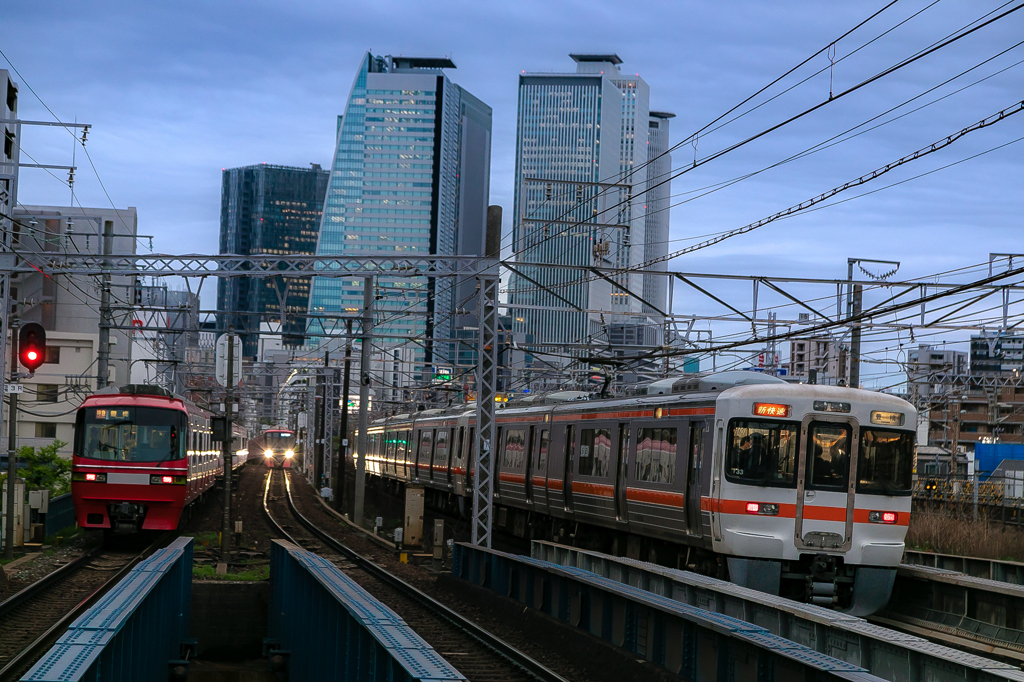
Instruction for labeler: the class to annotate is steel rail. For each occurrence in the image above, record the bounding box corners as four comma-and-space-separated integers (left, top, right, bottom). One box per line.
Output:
0, 546, 101, 619
262, 470, 569, 682
0, 533, 171, 682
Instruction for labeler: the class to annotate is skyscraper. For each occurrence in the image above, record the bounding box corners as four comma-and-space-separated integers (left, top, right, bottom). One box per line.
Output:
307, 53, 492, 372
643, 111, 674, 320
217, 163, 329, 356
509, 54, 670, 364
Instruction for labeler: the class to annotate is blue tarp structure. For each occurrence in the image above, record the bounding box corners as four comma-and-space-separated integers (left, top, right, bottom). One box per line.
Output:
975, 443, 1024, 476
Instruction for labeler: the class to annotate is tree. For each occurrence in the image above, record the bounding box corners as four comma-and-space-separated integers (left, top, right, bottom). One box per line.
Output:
19, 440, 71, 496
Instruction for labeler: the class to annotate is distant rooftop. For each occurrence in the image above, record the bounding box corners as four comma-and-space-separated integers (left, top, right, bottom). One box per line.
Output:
390, 56, 456, 70
650, 111, 676, 119
569, 53, 623, 65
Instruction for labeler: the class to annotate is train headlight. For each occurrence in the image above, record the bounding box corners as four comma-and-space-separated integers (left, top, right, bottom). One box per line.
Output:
868, 511, 898, 524
745, 502, 779, 516
264, 449, 274, 458
285, 450, 294, 459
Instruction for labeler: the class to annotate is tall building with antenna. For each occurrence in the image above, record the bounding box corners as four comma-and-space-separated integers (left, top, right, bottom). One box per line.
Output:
307, 53, 492, 373
509, 54, 670, 381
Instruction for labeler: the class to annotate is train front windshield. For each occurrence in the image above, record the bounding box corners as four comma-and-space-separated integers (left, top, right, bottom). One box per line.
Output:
266, 432, 295, 452
76, 407, 187, 462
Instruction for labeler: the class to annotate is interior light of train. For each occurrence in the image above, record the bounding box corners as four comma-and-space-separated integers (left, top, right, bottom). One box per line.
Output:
812, 401, 851, 413
745, 502, 780, 515
655, 407, 665, 418
870, 411, 905, 426
752, 403, 790, 418
868, 511, 898, 524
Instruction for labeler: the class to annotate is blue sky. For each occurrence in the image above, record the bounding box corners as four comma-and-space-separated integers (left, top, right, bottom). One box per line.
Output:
3, 1, 1022, 385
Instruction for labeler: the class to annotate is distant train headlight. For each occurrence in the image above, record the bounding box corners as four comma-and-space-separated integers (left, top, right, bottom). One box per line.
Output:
264, 449, 274, 458
285, 450, 294, 459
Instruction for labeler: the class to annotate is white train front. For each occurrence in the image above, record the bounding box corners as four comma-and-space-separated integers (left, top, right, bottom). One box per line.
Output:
358, 372, 915, 615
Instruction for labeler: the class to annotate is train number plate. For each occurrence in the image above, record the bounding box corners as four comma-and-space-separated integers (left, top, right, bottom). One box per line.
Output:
106, 473, 151, 485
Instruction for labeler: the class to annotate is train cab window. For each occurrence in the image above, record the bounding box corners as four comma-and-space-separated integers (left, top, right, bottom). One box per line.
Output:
636, 427, 677, 484
502, 429, 526, 470
857, 429, 914, 495
806, 423, 851, 491
578, 428, 611, 477
725, 420, 798, 487
76, 407, 187, 462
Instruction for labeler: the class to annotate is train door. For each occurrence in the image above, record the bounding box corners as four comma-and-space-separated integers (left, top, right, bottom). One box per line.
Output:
418, 429, 434, 481
563, 424, 576, 513
796, 416, 858, 552
531, 427, 550, 511
524, 425, 536, 504
686, 421, 706, 536
453, 426, 465, 492
614, 422, 629, 522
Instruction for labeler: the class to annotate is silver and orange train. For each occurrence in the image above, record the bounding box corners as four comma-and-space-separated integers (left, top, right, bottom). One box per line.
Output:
358, 371, 915, 615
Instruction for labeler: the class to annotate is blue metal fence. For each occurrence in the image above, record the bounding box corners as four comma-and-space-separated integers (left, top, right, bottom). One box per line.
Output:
453, 543, 889, 682
23, 537, 194, 682
44, 493, 75, 537
269, 539, 464, 682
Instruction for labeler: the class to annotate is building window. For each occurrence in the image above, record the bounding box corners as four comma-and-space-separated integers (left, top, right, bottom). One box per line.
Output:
44, 346, 60, 364
36, 384, 58, 403
35, 422, 57, 438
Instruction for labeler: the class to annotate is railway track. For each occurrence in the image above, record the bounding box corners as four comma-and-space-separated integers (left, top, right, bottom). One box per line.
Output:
262, 469, 569, 682
0, 535, 168, 682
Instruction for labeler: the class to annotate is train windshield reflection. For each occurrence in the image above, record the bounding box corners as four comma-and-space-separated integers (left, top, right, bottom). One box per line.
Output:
725, 419, 799, 487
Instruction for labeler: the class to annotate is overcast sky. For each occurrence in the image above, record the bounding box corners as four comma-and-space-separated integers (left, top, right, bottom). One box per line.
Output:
3, 1, 1022, 387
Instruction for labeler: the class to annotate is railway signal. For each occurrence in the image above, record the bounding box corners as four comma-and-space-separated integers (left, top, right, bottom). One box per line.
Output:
18, 323, 46, 373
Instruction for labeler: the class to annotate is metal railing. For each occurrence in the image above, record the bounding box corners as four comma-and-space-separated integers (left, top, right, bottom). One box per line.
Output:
42, 493, 73, 537
22, 537, 193, 682
268, 539, 464, 682
453, 542, 894, 682
913, 473, 1024, 524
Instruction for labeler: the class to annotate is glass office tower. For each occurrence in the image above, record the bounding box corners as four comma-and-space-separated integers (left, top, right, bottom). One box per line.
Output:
218, 163, 329, 356
510, 55, 669, 363
308, 54, 491, 374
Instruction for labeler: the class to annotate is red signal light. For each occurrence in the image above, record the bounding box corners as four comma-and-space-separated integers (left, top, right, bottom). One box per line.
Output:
85, 473, 97, 481
882, 512, 897, 524
161, 476, 173, 484
746, 502, 760, 514
18, 323, 47, 372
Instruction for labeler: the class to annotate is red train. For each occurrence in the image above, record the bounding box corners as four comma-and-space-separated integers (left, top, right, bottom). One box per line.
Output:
250, 428, 298, 468
71, 385, 248, 532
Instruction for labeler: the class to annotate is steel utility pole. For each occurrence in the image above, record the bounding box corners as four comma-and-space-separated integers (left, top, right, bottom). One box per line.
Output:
96, 219, 114, 388
4, 322, 17, 560
317, 350, 329, 490
219, 330, 235, 563
335, 318, 352, 513
354, 276, 373, 527
849, 284, 863, 389
471, 207, 501, 548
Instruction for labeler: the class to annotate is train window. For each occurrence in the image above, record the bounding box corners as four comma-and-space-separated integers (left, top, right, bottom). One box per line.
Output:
418, 430, 433, 467
502, 429, 526, 470
857, 429, 913, 495
806, 423, 851, 491
435, 429, 449, 467
578, 428, 612, 478
636, 428, 677, 484
535, 429, 549, 474
725, 420, 798, 487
